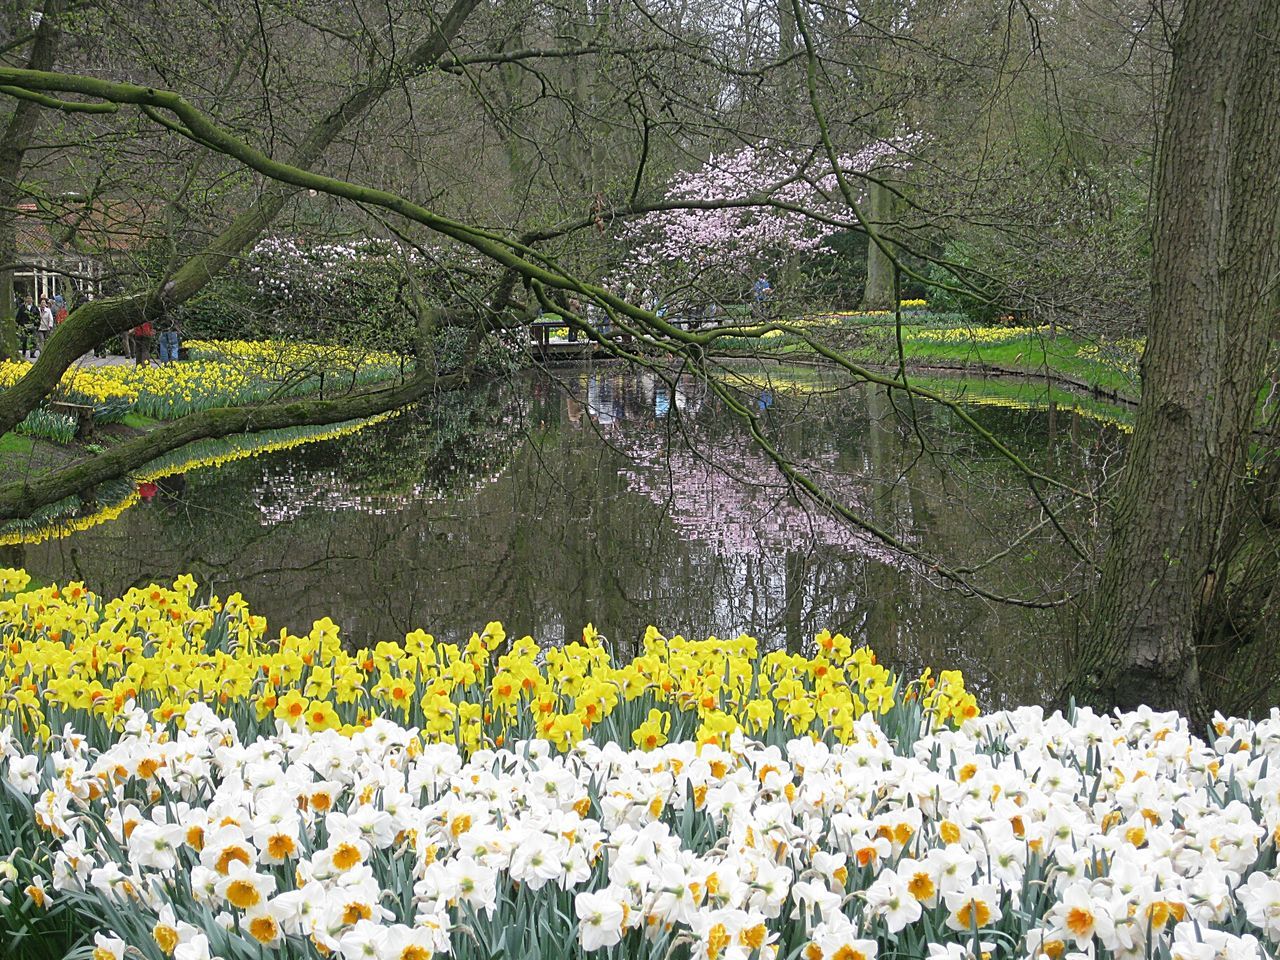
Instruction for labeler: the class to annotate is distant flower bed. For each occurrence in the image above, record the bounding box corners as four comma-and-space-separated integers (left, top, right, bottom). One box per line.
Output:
0, 572, 1277, 960
1075, 338, 1146, 376
183, 338, 401, 373
0, 339, 405, 425
900, 324, 1053, 347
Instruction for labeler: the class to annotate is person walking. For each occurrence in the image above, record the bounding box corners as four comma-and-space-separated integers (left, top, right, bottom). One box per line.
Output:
35, 297, 54, 356
130, 320, 154, 366
752, 272, 773, 320
156, 311, 181, 363
16, 297, 35, 358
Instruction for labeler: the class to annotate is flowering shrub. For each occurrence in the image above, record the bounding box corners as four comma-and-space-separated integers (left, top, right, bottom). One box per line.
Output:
0, 571, 1275, 960
225, 236, 420, 349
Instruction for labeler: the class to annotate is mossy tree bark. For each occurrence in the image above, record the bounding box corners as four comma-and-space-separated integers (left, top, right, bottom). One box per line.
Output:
859, 177, 896, 311
1069, 0, 1280, 716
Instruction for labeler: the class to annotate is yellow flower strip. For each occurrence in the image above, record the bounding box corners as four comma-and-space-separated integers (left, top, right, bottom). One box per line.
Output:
0, 339, 404, 417
0, 569, 978, 753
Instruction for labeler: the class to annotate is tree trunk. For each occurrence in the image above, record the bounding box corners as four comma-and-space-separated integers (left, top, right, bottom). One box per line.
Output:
1071, 0, 1280, 715
860, 177, 895, 311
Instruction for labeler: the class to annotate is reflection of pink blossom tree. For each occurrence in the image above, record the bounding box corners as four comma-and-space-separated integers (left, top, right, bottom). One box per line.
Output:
608, 423, 906, 567
614, 139, 912, 294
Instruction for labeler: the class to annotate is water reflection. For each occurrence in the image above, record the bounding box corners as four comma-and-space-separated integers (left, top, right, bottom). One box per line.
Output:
22, 366, 1124, 708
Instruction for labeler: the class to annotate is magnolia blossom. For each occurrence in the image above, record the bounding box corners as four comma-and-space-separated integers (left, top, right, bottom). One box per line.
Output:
615, 137, 916, 288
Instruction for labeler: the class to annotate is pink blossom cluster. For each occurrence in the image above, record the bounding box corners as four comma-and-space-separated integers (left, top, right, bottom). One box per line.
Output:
614, 138, 912, 289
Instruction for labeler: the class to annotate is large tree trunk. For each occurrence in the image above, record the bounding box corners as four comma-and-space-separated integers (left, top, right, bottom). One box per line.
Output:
860, 177, 896, 311
1070, 0, 1280, 715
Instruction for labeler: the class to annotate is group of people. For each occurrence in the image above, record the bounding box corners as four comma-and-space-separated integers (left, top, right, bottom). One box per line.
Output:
125, 316, 181, 366
15, 294, 67, 359
12, 289, 181, 366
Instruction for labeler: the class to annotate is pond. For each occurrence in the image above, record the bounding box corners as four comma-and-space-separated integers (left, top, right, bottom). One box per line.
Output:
11, 365, 1126, 708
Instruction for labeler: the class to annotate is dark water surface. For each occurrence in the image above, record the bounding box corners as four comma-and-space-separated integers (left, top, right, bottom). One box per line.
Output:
15, 367, 1124, 707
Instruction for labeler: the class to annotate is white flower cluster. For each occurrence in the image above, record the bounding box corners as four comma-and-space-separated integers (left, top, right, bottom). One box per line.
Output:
5, 703, 1280, 960
243, 235, 485, 302
244, 236, 408, 299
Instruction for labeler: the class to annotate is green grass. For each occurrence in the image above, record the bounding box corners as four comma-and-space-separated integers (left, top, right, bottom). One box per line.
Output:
121, 413, 159, 429
851, 332, 1138, 397
0, 432, 34, 456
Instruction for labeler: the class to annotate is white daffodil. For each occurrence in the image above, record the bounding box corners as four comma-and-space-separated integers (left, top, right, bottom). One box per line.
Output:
863, 868, 922, 933
90, 932, 127, 960
575, 888, 625, 950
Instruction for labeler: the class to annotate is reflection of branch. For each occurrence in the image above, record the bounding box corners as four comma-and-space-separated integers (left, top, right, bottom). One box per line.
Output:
707, 375, 1074, 608
0, 367, 455, 520
535, 290, 1084, 607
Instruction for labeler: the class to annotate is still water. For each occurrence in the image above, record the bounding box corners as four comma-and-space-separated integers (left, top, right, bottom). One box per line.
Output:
15, 366, 1124, 707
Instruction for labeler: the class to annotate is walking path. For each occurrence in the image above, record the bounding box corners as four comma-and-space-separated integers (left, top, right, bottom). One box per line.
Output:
71, 354, 133, 368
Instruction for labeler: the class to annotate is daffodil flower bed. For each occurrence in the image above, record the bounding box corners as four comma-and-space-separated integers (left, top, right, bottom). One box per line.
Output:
1, 572, 1278, 960
183, 339, 401, 376
0, 570, 974, 752
0, 340, 404, 424
1074, 340, 1146, 378
898, 325, 1054, 347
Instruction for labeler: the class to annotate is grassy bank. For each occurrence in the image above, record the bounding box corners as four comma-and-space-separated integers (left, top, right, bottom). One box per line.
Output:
717, 310, 1144, 401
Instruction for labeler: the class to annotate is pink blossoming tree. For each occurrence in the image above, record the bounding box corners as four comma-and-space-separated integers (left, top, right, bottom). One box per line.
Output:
613, 138, 912, 305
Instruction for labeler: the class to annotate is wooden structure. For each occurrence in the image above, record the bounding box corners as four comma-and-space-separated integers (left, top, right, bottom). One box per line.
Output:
529, 319, 604, 363
47, 401, 94, 438
15, 205, 105, 303
12, 199, 154, 304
